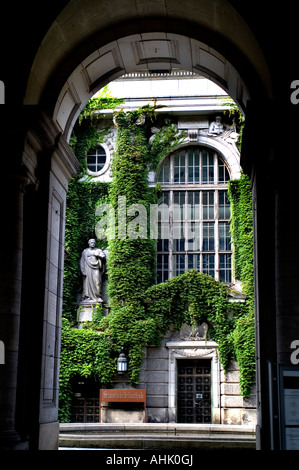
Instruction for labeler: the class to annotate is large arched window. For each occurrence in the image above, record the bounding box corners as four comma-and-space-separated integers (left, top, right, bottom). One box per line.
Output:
157, 146, 232, 284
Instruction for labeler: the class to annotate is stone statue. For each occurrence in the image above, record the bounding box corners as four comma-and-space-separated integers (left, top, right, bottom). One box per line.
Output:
79, 239, 106, 304
208, 116, 224, 135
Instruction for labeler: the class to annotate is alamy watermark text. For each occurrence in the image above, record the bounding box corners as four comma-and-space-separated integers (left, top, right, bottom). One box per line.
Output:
290, 80, 299, 104
290, 340, 299, 365
0, 340, 5, 364
0, 81, 4, 104
95, 196, 202, 241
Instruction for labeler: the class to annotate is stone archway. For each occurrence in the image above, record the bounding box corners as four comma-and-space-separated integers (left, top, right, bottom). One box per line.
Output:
1, 0, 275, 451
25, 0, 272, 113
52, 33, 252, 142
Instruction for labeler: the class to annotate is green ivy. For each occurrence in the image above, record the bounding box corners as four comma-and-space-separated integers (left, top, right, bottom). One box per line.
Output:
228, 173, 254, 301
59, 318, 116, 422
144, 269, 248, 371
63, 178, 110, 322
228, 172, 255, 397
60, 100, 255, 421
148, 117, 187, 170
220, 97, 245, 151
108, 109, 157, 306
62, 88, 123, 322
78, 85, 124, 125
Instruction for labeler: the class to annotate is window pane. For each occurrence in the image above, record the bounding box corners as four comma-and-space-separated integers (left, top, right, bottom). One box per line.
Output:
218, 158, 230, 183
98, 154, 106, 165
219, 254, 232, 283
173, 191, 185, 212
186, 221, 200, 251
219, 222, 231, 251
173, 237, 185, 251
202, 149, 214, 183
202, 191, 214, 219
157, 191, 170, 251
173, 191, 185, 242
96, 147, 106, 171
174, 151, 185, 183
203, 254, 215, 278
202, 223, 215, 251
158, 157, 170, 183
87, 155, 96, 164
219, 191, 230, 220
157, 254, 169, 283
188, 191, 200, 220
157, 230, 169, 251
173, 254, 185, 276
188, 147, 200, 183
188, 254, 200, 271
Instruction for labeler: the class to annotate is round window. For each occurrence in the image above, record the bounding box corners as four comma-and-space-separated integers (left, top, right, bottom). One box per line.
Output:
86, 145, 106, 174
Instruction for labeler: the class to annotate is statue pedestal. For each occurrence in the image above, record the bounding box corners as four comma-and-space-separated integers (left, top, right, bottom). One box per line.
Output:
76, 302, 109, 328
77, 305, 93, 326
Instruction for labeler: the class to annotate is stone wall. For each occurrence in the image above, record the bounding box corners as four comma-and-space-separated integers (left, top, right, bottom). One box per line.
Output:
136, 329, 256, 426
220, 361, 256, 425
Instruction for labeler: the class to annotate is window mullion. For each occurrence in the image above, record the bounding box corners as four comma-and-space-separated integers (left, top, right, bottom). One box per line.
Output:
214, 152, 218, 184
169, 189, 174, 279
214, 189, 219, 281
184, 189, 188, 272
184, 149, 188, 268
199, 191, 203, 272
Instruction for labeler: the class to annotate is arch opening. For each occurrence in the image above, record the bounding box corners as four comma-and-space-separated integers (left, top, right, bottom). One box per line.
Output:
59, 68, 254, 425
52, 33, 251, 142
12, 0, 274, 448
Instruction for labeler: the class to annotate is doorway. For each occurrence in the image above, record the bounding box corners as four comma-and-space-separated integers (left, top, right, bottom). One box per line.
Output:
177, 359, 212, 424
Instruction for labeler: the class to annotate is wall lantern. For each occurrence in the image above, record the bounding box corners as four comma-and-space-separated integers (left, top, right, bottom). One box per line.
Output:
117, 347, 127, 374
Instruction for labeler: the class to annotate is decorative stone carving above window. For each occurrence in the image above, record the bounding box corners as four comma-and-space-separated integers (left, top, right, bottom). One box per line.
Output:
188, 129, 198, 141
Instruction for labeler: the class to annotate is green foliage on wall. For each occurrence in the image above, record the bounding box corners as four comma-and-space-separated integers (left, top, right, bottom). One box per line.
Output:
148, 117, 187, 170
60, 103, 187, 419
78, 85, 124, 126
63, 179, 109, 322
101, 108, 163, 384
60, 98, 255, 421
63, 86, 124, 322
143, 269, 246, 372
59, 318, 116, 422
228, 172, 255, 397
108, 109, 157, 304
228, 172, 254, 302
220, 97, 245, 151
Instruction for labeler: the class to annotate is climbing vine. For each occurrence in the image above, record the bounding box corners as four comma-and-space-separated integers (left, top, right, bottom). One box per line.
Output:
101, 107, 174, 383
107, 108, 157, 303
59, 318, 116, 422
63, 87, 123, 322
228, 172, 255, 397
143, 269, 245, 372
60, 95, 255, 421
221, 97, 245, 151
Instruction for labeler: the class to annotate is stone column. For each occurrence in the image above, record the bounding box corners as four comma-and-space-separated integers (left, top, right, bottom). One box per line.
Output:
241, 100, 278, 449
0, 172, 30, 449
274, 120, 299, 366
0, 107, 79, 450
16, 111, 79, 449
0, 105, 39, 449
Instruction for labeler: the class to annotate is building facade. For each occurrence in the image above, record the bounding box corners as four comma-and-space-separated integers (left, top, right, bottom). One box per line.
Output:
70, 73, 256, 427
2, 0, 298, 450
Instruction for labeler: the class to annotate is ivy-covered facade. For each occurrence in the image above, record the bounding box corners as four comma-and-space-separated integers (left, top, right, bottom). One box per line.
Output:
60, 76, 255, 426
